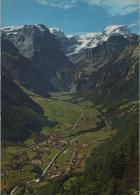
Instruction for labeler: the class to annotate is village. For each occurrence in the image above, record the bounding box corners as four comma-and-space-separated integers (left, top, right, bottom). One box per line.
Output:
5, 132, 89, 181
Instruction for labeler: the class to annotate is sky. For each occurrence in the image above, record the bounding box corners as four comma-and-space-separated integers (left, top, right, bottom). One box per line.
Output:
2, 0, 139, 34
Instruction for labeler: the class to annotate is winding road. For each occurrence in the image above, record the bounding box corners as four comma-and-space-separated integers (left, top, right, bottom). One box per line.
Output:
9, 104, 84, 195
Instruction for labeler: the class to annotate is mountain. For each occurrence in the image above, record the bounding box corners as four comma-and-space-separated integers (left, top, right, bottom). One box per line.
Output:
68, 31, 139, 96
50, 25, 136, 63
1, 24, 75, 143
51, 25, 138, 95
1, 37, 53, 96
2, 24, 75, 90
49, 27, 77, 55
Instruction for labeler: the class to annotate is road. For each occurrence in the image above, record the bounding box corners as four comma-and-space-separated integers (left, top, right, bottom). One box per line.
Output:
42, 147, 66, 177
41, 105, 84, 177
70, 106, 84, 144
9, 105, 84, 195
41, 106, 84, 177
67, 149, 77, 170
10, 186, 19, 195
9, 103, 107, 194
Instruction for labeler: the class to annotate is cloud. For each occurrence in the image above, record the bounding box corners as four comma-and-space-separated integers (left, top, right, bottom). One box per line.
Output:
128, 23, 137, 28
87, 0, 139, 16
35, 0, 139, 16
128, 19, 140, 30
36, 0, 78, 9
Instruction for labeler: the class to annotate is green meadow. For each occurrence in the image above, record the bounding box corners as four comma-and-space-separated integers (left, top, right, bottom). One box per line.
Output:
2, 92, 116, 193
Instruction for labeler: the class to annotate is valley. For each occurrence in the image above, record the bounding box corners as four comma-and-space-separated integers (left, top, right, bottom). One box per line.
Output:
1, 91, 116, 194
1, 24, 139, 195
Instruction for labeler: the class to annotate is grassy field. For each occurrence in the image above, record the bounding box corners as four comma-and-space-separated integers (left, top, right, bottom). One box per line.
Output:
31, 95, 82, 137
2, 91, 116, 193
31, 92, 101, 137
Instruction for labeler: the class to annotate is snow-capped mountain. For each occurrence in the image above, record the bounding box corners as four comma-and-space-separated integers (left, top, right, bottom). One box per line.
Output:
103, 25, 130, 35
2, 24, 135, 66
2, 24, 75, 91
50, 25, 133, 56
2, 24, 133, 57
1, 25, 24, 34
2, 24, 49, 35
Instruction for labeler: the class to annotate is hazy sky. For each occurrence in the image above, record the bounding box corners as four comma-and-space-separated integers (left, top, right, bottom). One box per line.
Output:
2, 0, 139, 34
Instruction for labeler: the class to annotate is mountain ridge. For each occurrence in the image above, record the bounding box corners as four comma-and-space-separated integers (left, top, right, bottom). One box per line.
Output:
2, 24, 135, 56
2, 24, 75, 92
48, 25, 136, 56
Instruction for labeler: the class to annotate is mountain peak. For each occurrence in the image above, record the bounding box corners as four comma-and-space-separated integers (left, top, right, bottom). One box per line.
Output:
2, 24, 134, 57
2, 24, 49, 34
49, 27, 66, 39
104, 25, 131, 35
52, 24, 133, 56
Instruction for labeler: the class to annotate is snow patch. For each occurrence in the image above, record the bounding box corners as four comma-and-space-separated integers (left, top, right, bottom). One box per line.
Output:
2, 26, 24, 32
104, 25, 130, 35
35, 24, 45, 31
49, 27, 66, 39
65, 25, 132, 55
2, 24, 132, 55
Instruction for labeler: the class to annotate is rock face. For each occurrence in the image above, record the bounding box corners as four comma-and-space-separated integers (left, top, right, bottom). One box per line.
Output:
2, 24, 75, 91
1, 37, 54, 96
49, 27, 78, 55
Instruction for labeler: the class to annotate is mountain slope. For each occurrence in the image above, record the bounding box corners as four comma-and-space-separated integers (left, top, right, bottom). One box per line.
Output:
73, 40, 139, 104
68, 29, 139, 95
1, 72, 47, 142
2, 24, 75, 90
50, 25, 135, 62
1, 37, 54, 96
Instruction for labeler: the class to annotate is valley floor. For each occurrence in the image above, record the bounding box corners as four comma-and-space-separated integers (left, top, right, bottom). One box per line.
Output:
2, 92, 116, 194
